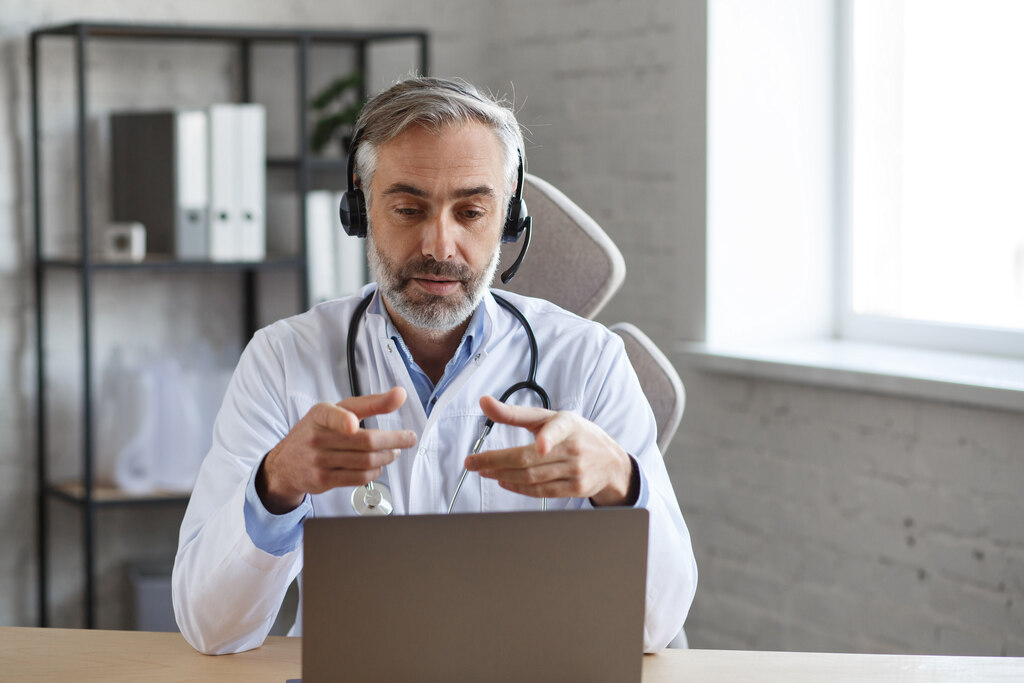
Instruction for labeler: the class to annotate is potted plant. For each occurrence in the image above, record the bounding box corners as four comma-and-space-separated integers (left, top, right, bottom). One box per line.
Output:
310, 72, 365, 156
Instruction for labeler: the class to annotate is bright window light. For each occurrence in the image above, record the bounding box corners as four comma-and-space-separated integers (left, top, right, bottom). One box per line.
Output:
849, 0, 1024, 332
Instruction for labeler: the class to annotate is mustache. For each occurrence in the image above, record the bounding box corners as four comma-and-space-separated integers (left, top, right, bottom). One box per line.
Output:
397, 257, 473, 283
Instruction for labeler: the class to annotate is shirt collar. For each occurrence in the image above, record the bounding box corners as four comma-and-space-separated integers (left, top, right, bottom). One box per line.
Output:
370, 286, 488, 369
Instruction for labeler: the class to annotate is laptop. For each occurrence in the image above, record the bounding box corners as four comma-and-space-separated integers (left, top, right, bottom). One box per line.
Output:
301, 508, 649, 683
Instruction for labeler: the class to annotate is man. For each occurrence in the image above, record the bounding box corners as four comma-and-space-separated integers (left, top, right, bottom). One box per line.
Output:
172, 76, 696, 655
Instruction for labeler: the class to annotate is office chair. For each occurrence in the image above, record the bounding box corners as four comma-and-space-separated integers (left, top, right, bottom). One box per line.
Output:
497, 174, 686, 452
609, 323, 686, 456
498, 175, 689, 649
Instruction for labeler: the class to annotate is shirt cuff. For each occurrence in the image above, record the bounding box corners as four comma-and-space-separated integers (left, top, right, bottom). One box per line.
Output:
631, 456, 650, 509
243, 459, 312, 557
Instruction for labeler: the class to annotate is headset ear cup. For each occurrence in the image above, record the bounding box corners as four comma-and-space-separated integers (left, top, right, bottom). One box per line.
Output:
353, 190, 367, 238
502, 197, 526, 243
339, 190, 368, 238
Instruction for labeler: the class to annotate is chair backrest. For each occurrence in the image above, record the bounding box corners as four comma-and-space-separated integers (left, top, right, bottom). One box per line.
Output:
496, 174, 626, 320
609, 322, 686, 456
496, 177, 689, 647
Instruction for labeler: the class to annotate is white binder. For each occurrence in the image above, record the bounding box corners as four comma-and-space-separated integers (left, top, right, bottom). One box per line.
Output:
236, 104, 266, 261
208, 103, 266, 261
306, 191, 337, 303
207, 104, 239, 261
174, 110, 209, 260
333, 191, 367, 297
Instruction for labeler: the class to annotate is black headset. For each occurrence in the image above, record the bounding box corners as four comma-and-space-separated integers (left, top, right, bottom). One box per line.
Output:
338, 131, 530, 245
337, 83, 533, 283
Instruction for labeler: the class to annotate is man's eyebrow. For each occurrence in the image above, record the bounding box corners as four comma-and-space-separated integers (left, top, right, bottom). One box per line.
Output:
380, 183, 497, 200
382, 183, 428, 198
452, 185, 496, 199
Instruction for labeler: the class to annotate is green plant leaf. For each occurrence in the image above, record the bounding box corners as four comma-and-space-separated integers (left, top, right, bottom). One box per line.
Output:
311, 112, 350, 152
310, 72, 363, 110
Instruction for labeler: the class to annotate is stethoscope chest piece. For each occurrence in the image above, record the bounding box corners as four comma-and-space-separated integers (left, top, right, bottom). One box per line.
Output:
351, 481, 393, 516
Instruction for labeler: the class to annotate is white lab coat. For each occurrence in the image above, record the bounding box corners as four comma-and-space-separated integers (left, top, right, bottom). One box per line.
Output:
172, 287, 697, 655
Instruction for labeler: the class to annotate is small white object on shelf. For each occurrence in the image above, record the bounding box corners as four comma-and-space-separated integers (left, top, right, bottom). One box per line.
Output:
104, 222, 146, 262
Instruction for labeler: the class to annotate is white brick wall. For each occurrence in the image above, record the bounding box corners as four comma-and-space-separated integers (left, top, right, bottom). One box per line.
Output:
672, 366, 1024, 655
3, 0, 1022, 659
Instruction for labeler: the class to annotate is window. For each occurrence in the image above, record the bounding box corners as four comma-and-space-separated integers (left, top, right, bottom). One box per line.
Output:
842, 0, 1024, 357
700, 0, 1024, 410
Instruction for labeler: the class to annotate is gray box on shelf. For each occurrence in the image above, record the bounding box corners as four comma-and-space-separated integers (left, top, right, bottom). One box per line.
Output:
111, 110, 209, 260
128, 561, 178, 632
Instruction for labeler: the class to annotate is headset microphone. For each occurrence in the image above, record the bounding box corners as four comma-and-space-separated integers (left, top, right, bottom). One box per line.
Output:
500, 214, 531, 284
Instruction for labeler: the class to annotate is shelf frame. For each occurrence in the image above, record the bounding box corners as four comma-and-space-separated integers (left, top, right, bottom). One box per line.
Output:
48, 482, 193, 508
31, 20, 429, 630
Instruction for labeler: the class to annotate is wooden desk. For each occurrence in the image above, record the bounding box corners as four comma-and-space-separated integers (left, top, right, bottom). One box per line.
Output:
3, 627, 1023, 682
2, 627, 298, 682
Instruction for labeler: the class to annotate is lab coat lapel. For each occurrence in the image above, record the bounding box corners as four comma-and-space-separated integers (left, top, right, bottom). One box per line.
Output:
357, 306, 428, 516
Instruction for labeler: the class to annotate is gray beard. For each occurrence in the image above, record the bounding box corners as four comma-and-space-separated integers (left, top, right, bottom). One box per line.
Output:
366, 230, 500, 332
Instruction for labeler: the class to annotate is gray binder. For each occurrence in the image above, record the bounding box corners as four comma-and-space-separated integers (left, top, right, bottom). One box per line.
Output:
111, 110, 208, 260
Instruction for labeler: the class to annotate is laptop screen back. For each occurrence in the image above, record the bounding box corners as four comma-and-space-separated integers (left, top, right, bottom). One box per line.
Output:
302, 508, 648, 683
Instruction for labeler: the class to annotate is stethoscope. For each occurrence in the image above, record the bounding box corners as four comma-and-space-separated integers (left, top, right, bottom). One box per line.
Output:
347, 290, 550, 516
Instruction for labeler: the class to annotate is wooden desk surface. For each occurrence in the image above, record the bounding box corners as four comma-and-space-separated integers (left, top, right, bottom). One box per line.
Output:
3, 627, 1023, 682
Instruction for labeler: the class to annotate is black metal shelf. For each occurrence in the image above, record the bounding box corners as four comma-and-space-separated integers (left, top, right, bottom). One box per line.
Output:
47, 482, 192, 509
31, 20, 429, 631
33, 21, 430, 46
267, 156, 348, 171
40, 255, 304, 272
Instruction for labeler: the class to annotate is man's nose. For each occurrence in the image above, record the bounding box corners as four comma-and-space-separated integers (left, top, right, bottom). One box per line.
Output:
421, 210, 457, 261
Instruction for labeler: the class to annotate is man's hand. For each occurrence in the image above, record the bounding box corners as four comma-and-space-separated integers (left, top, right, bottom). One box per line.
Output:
257, 387, 417, 514
464, 395, 636, 507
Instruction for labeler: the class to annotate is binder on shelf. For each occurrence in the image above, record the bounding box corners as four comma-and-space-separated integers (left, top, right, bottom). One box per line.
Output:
111, 109, 209, 260
305, 191, 368, 303
208, 103, 267, 262
175, 111, 209, 259
333, 191, 367, 297
207, 104, 240, 262
306, 191, 336, 303
236, 104, 266, 261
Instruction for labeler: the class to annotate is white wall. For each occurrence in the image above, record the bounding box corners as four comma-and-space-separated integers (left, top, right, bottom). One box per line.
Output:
487, 1, 707, 350
3, 0, 1023, 658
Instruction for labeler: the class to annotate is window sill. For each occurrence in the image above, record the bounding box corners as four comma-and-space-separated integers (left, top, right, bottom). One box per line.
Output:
676, 339, 1024, 413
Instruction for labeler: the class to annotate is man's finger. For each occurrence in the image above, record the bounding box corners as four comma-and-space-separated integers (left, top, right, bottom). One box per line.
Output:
312, 447, 403, 473
310, 402, 360, 434
532, 412, 577, 456
479, 395, 553, 432
473, 460, 570, 485
339, 386, 408, 421
465, 445, 544, 472
314, 427, 417, 453
498, 479, 580, 500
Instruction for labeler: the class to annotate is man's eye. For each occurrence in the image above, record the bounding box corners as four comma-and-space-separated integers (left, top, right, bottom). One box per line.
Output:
461, 209, 484, 220
395, 208, 420, 217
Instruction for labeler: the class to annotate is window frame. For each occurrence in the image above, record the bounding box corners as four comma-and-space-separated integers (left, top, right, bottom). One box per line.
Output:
835, 0, 1024, 360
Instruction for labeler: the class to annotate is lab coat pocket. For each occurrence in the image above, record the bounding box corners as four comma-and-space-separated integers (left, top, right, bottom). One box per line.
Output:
471, 419, 542, 513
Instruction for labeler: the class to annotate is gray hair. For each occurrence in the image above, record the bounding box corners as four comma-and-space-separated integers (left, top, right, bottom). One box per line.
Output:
352, 76, 524, 207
